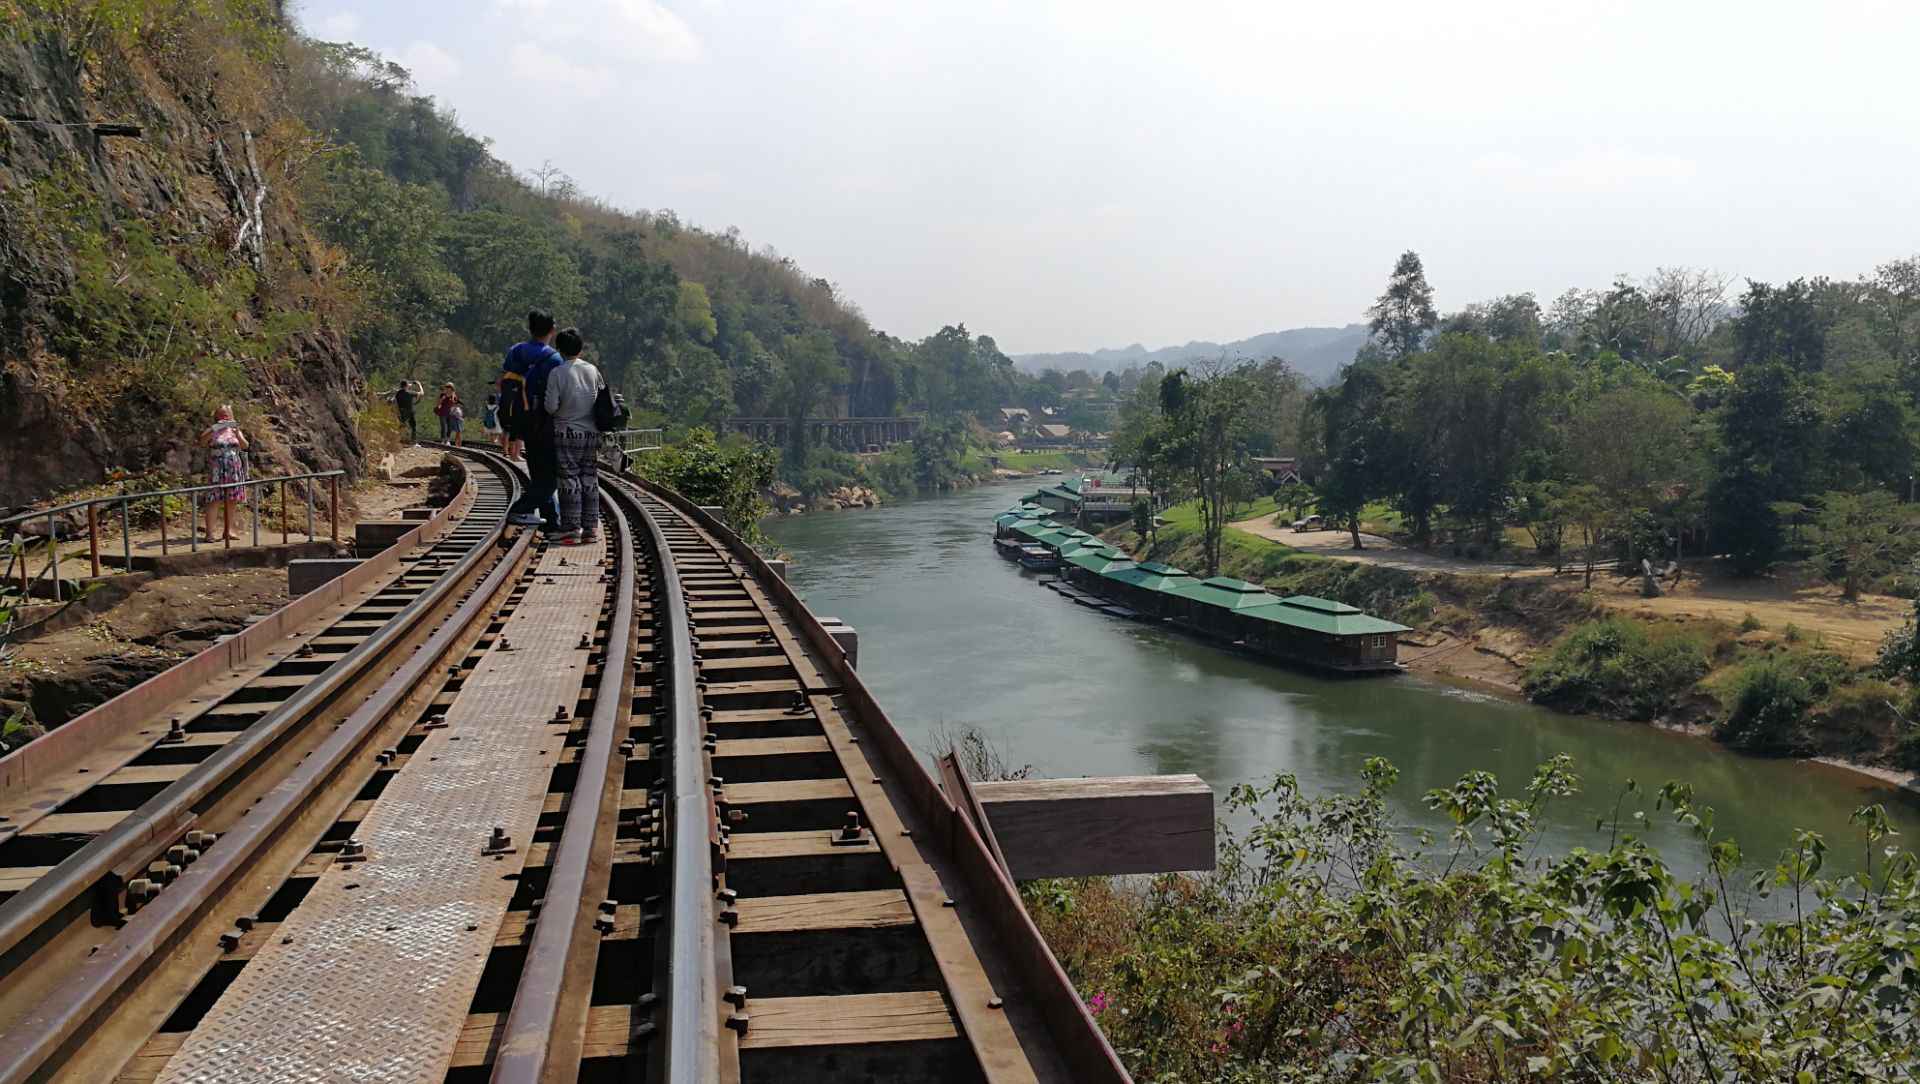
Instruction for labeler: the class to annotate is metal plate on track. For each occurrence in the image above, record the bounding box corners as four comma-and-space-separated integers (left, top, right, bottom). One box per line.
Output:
154, 540, 607, 1084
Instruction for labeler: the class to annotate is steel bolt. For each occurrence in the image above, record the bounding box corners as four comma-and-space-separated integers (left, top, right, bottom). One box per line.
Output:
487, 826, 510, 852
725, 1012, 750, 1035
724, 985, 748, 1008
219, 930, 242, 951
554, 705, 569, 721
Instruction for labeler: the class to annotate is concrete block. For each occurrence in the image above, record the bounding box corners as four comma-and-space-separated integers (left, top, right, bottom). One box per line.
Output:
972, 774, 1214, 880
400, 507, 434, 521
767, 558, 789, 581
290, 558, 364, 596
697, 504, 723, 519
819, 616, 857, 669
354, 520, 415, 555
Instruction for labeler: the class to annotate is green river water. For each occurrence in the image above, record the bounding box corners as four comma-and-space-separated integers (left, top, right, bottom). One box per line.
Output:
763, 480, 1920, 884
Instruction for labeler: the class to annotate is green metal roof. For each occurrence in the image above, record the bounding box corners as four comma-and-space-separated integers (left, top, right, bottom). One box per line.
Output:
1009, 520, 1066, 542
1066, 550, 1134, 573
1278, 595, 1363, 615
1101, 563, 1195, 592
1242, 600, 1410, 637
1034, 485, 1081, 502
1060, 540, 1120, 559
1165, 576, 1283, 612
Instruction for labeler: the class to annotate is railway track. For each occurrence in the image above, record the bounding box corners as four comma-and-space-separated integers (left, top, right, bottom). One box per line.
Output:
0, 455, 1128, 1083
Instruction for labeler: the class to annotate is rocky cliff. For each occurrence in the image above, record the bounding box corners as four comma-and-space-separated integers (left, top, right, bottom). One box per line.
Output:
0, 9, 364, 507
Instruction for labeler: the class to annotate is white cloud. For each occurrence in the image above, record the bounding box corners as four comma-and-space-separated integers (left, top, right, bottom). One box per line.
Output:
606, 0, 701, 61
398, 41, 461, 89
312, 11, 361, 40
497, 0, 701, 63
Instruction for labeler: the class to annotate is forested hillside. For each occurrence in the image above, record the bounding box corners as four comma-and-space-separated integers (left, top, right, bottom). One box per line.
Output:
0, 0, 367, 504
0, 1, 1093, 506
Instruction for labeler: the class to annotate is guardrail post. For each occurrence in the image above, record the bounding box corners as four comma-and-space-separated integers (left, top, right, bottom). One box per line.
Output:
190, 492, 199, 554
223, 495, 232, 550
48, 512, 59, 602
86, 504, 100, 579
281, 481, 289, 545
329, 475, 339, 545
305, 483, 314, 542
121, 500, 131, 573
159, 498, 169, 556
251, 481, 260, 548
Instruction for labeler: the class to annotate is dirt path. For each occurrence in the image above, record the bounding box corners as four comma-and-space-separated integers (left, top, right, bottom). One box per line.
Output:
1229, 513, 1907, 662
1229, 515, 1553, 576
1589, 575, 1906, 660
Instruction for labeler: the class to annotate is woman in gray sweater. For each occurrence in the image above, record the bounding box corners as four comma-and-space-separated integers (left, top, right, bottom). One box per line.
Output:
542, 327, 607, 544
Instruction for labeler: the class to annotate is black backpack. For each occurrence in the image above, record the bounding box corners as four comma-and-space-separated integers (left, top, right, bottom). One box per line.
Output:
592, 384, 628, 432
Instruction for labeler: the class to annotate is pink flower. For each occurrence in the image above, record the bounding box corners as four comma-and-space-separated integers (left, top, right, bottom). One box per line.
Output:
1086, 991, 1110, 1015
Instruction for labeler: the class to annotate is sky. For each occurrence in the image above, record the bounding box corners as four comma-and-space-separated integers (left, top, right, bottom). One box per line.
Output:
292, 0, 1920, 355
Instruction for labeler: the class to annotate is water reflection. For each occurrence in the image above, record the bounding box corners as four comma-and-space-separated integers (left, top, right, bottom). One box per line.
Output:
765, 482, 1920, 882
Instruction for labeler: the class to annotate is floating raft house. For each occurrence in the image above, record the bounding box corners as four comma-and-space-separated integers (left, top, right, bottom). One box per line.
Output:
992, 501, 1407, 673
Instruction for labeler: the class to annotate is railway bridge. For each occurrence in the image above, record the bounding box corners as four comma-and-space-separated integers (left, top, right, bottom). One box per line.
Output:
0, 446, 1211, 1083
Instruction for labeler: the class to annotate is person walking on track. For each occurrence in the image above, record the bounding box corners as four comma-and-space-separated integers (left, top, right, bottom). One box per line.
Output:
386, 379, 423, 445
434, 383, 464, 446
501, 310, 564, 528
543, 327, 607, 544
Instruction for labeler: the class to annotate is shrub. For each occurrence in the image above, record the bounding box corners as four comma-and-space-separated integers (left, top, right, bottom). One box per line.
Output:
634, 428, 776, 542
1522, 617, 1709, 720
1717, 657, 1815, 754
1739, 611, 1762, 633
1808, 679, 1902, 758
1026, 757, 1920, 1081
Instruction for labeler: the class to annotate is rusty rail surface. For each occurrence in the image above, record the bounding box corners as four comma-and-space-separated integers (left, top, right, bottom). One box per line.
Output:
632, 476, 1133, 1084
0, 449, 525, 1083
0, 451, 1131, 1084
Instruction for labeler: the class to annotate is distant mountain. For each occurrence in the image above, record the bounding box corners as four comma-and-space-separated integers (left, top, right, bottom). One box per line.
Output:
1014, 324, 1372, 385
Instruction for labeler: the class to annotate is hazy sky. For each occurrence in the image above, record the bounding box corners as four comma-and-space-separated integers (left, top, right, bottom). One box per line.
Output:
293, 1, 1920, 355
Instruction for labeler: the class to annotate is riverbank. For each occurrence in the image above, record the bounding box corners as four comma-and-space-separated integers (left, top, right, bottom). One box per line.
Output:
1124, 511, 1920, 792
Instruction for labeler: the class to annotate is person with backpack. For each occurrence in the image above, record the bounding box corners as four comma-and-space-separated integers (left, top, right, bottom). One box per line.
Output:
434, 383, 464, 446
501, 310, 564, 527
482, 392, 503, 449
543, 327, 609, 544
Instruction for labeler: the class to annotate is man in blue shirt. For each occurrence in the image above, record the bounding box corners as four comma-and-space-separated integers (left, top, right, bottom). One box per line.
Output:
502, 309, 564, 527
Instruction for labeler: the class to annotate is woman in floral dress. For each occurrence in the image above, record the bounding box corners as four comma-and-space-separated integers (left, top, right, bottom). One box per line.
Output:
201, 404, 250, 542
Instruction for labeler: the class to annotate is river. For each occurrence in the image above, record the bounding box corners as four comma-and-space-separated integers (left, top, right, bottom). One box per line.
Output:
764, 480, 1920, 883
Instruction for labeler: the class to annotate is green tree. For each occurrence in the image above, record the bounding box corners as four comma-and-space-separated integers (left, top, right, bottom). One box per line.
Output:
775, 329, 847, 462
307, 153, 466, 373
1366, 250, 1437, 360
1560, 483, 1613, 588
1308, 360, 1390, 549
1734, 278, 1830, 371
438, 210, 586, 350
1809, 489, 1913, 599
1709, 362, 1822, 574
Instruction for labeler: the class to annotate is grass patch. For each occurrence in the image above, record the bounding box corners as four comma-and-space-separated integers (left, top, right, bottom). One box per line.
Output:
1522, 617, 1711, 721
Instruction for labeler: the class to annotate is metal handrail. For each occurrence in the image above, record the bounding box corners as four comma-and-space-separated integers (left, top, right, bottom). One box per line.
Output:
2, 470, 347, 602
604, 428, 664, 454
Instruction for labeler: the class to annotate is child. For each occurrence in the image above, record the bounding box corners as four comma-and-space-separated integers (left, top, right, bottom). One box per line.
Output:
482, 393, 503, 449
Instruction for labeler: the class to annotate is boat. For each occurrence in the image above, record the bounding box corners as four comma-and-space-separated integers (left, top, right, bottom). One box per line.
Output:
1017, 544, 1060, 571
993, 536, 1026, 561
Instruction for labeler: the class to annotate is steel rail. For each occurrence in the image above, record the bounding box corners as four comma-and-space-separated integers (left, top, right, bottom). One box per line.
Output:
634, 485, 726, 1084
0, 452, 515, 975
488, 482, 637, 1084
631, 477, 1134, 1083
0, 451, 535, 1084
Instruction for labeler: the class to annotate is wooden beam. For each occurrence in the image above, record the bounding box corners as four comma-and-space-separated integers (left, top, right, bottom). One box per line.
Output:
971, 774, 1214, 880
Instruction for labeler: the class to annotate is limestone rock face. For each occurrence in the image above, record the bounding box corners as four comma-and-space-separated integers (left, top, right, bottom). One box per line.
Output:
0, 24, 364, 506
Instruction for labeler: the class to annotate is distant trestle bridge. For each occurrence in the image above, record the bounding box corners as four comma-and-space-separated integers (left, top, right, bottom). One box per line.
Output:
722, 415, 925, 451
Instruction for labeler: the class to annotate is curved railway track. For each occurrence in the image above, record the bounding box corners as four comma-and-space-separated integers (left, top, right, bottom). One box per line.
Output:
0, 454, 1128, 1084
